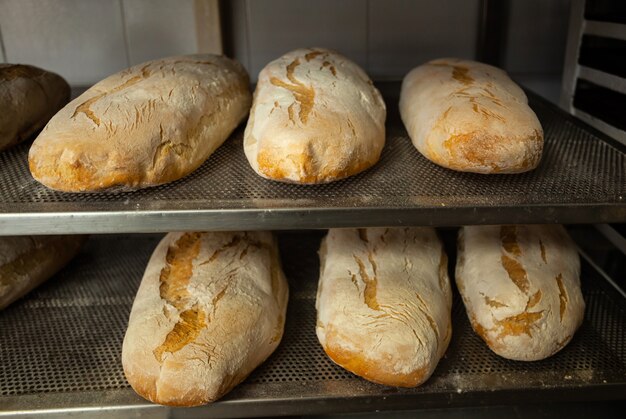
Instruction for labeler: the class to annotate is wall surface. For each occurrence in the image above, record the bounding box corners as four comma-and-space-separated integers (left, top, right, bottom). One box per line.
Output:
0, 0, 200, 85
226, 0, 480, 80
0, 0, 571, 103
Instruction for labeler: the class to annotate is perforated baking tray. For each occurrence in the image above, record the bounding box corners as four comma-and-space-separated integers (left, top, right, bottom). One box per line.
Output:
0, 85, 624, 235
1, 232, 624, 417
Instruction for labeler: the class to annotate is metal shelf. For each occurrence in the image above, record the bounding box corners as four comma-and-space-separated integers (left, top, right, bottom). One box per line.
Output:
1, 232, 625, 418
0, 85, 625, 235
579, 66, 626, 96
584, 20, 626, 42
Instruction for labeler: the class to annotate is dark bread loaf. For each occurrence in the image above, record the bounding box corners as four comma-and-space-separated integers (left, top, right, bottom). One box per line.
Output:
0, 64, 70, 152
0, 235, 86, 310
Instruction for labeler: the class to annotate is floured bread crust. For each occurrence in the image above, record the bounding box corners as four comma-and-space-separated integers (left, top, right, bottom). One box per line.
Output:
400, 58, 543, 173
0, 235, 86, 310
0, 64, 70, 152
456, 225, 585, 361
122, 231, 289, 406
244, 48, 386, 183
29, 55, 251, 192
316, 228, 452, 387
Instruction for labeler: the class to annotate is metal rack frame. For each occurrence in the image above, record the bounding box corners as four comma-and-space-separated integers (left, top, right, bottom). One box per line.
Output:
561, 0, 626, 145
0, 86, 624, 235
0, 232, 624, 418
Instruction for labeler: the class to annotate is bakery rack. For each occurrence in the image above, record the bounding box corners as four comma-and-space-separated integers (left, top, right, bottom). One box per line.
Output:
1, 83, 625, 417
0, 231, 625, 418
0, 84, 624, 236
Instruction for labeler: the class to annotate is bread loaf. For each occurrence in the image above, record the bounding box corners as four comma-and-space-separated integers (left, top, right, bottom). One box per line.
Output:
456, 225, 585, 361
122, 231, 289, 406
399, 58, 543, 173
316, 228, 452, 387
0, 235, 86, 310
0, 64, 70, 152
244, 48, 386, 183
29, 55, 251, 192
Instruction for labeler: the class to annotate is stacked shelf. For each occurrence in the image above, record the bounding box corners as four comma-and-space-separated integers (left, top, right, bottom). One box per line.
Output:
0, 84, 625, 417
0, 87, 624, 234
0, 232, 625, 417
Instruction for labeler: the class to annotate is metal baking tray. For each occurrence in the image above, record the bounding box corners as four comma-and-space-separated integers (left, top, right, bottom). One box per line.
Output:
1, 231, 624, 418
0, 84, 624, 235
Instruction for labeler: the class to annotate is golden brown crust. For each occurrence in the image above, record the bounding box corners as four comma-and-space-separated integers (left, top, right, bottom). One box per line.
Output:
323, 327, 430, 388
468, 313, 506, 355
400, 58, 544, 174
556, 273, 568, 321
123, 369, 158, 404
244, 48, 385, 184
269, 58, 315, 124
256, 148, 378, 184
316, 228, 450, 388
441, 131, 542, 173
122, 231, 288, 406
457, 225, 584, 361
28, 55, 251, 192
151, 233, 211, 365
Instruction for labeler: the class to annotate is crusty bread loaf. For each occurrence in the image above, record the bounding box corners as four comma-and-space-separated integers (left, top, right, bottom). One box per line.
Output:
244, 48, 386, 184
29, 55, 251, 192
399, 58, 543, 173
0, 64, 70, 152
456, 225, 585, 361
0, 235, 86, 310
122, 231, 289, 406
316, 228, 452, 387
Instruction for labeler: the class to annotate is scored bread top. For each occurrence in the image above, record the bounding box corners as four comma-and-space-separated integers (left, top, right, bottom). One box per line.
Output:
316, 228, 452, 387
28, 55, 251, 192
244, 48, 386, 184
400, 58, 543, 173
456, 225, 585, 361
122, 231, 288, 407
